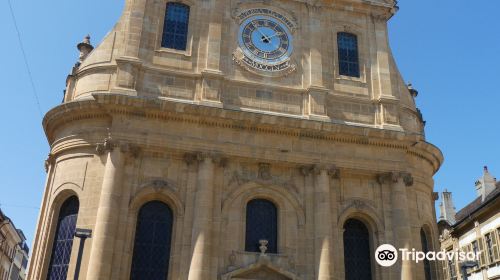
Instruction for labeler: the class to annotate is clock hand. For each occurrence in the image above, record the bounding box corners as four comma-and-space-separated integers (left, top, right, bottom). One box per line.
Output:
251, 22, 267, 39
266, 32, 284, 40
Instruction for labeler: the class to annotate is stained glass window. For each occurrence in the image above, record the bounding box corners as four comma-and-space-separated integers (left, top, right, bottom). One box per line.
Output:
420, 229, 432, 280
343, 219, 372, 280
130, 201, 173, 280
162, 3, 190, 50
245, 199, 278, 254
47, 196, 79, 280
337, 32, 360, 77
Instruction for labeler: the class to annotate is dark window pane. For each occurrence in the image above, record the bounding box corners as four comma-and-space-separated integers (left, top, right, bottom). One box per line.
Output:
130, 201, 173, 280
344, 219, 372, 280
47, 196, 79, 280
337, 32, 360, 77
245, 199, 278, 254
420, 229, 432, 280
162, 3, 190, 50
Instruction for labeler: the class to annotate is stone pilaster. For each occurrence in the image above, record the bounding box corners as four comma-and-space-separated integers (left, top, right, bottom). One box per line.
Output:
87, 138, 125, 280
378, 171, 415, 280
188, 153, 217, 280
312, 164, 337, 280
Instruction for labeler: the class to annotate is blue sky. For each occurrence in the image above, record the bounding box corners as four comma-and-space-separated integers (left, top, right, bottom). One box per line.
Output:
0, 1, 498, 246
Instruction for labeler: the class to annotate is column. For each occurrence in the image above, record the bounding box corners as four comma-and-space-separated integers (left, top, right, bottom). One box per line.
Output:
313, 165, 334, 280
188, 154, 216, 280
381, 172, 414, 280
87, 139, 125, 280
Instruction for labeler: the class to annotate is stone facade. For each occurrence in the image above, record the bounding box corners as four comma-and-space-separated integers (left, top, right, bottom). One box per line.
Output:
438, 168, 500, 280
0, 209, 29, 280
28, 0, 444, 279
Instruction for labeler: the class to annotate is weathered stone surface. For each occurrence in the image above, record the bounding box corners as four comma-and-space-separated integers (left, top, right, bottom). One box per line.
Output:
28, 1, 443, 280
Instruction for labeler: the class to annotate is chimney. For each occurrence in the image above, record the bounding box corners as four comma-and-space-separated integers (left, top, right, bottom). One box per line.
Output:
439, 189, 456, 224
475, 166, 496, 202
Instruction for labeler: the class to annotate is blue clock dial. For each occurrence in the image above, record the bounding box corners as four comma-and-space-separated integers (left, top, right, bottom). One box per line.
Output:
238, 15, 293, 66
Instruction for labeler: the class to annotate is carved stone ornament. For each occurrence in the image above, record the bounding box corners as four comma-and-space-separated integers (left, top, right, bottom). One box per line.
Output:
432, 192, 439, 201
377, 172, 413, 186
120, 143, 141, 158
96, 137, 115, 155
312, 164, 339, 178
184, 152, 228, 167
351, 199, 366, 210
44, 154, 55, 172
258, 163, 272, 180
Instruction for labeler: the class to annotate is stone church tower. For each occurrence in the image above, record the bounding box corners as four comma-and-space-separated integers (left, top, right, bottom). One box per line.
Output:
28, 0, 444, 279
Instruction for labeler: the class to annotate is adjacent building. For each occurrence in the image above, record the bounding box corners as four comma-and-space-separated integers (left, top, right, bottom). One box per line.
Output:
28, 0, 444, 279
439, 167, 500, 280
0, 209, 29, 280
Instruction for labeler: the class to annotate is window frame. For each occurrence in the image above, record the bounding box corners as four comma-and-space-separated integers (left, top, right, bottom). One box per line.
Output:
130, 201, 175, 280
46, 196, 80, 280
156, 0, 195, 56
332, 24, 367, 84
244, 199, 279, 254
343, 218, 373, 280
337, 32, 361, 78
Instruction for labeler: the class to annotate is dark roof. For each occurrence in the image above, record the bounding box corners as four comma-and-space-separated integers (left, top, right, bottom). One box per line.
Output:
455, 186, 500, 224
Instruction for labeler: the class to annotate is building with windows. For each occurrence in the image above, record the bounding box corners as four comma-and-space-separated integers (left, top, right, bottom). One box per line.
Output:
28, 0, 444, 279
0, 209, 29, 280
438, 167, 500, 280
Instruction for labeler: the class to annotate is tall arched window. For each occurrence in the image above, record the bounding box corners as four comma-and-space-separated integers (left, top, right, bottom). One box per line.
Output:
130, 201, 173, 280
343, 219, 372, 280
421, 228, 432, 280
337, 32, 360, 77
162, 2, 190, 50
245, 199, 278, 254
47, 196, 79, 280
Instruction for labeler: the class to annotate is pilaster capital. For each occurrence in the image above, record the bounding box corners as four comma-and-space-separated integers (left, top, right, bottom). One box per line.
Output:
183, 151, 227, 167
96, 137, 115, 155
312, 164, 339, 178
432, 192, 439, 201
44, 153, 56, 172
300, 165, 313, 176
377, 171, 413, 186
120, 143, 142, 158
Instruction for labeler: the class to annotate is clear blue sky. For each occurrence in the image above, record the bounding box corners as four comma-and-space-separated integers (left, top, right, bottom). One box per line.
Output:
0, 1, 498, 246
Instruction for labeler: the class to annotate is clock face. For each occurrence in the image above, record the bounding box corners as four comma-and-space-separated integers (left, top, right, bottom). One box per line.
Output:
238, 15, 294, 67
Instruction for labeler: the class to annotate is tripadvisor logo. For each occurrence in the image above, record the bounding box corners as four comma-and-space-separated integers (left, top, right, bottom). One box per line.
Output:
375, 244, 479, 267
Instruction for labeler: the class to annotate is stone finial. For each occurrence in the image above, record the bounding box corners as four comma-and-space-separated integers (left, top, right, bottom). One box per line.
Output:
76, 34, 94, 65
259, 239, 268, 256
407, 83, 418, 98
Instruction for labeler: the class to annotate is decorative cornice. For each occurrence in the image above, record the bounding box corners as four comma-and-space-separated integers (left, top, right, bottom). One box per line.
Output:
43, 95, 443, 173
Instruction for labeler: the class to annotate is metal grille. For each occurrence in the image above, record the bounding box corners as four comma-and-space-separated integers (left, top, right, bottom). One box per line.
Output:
337, 32, 360, 77
130, 201, 173, 280
420, 229, 432, 280
47, 196, 79, 280
162, 3, 190, 50
245, 199, 278, 254
343, 219, 372, 280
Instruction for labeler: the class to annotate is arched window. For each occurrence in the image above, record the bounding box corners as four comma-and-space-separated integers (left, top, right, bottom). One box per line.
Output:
162, 2, 190, 50
421, 228, 432, 280
337, 32, 360, 77
47, 196, 79, 280
343, 219, 372, 280
130, 201, 173, 280
245, 199, 278, 254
